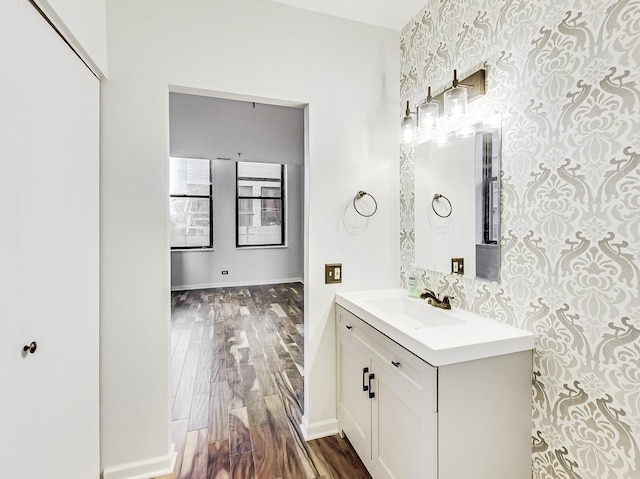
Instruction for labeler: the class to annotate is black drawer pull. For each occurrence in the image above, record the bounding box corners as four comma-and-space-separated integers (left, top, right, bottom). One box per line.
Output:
345, 325, 353, 330
391, 361, 400, 368
363, 367, 369, 391
368, 373, 375, 399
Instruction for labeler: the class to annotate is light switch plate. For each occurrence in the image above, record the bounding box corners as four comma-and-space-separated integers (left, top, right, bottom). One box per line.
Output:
325, 263, 342, 284
451, 257, 464, 275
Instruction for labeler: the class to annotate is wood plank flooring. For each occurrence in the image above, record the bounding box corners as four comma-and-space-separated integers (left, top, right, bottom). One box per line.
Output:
170, 283, 371, 479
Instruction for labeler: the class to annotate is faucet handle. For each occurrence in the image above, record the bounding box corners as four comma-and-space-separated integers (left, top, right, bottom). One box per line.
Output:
442, 295, 454, 304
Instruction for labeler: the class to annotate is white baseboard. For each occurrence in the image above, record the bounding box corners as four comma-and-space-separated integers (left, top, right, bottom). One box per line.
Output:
300, 415, 339, 441
171, 277, 303, 292
102, 444, 176, 479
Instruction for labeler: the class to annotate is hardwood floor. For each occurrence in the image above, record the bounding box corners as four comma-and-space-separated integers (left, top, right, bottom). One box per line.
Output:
169, 283, 371, 479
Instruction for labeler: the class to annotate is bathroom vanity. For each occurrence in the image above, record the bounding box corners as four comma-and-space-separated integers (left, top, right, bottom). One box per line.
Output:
335, 289, 534, 479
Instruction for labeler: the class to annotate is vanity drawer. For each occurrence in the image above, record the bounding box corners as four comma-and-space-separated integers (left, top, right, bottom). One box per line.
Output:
337, 305, 436, 410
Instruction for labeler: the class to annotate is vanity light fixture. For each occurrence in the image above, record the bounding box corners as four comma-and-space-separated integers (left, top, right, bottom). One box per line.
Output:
444, 70, 468, 118
483, 111, 501, 129
401, 68, 485, 144
455, 124, 476, 138
400, 101, 416, 144
435, 132, 449, 146
417, 86, 439, 138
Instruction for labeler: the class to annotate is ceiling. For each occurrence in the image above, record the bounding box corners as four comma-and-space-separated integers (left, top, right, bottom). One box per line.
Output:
270, 0, 425, 30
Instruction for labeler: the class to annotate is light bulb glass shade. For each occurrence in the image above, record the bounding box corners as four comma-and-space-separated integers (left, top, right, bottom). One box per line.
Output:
444, 85, 467, 118
483, 112, 501, 129
417, 100, 438, 137
455, 124, 475, 138
435, 133, 449, 146
401, 115, 416, 144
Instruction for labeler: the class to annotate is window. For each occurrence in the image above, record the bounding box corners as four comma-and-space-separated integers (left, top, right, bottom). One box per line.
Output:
236, 161, 285, 247
169, 157, 213, 249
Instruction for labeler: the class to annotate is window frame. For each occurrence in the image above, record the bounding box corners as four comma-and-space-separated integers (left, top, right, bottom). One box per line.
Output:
235, 162, 286, 248
169, 158, 214, 250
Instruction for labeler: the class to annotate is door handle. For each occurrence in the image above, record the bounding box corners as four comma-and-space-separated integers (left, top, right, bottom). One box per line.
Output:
391, 361, 400, 368
345, 325, 353, 330
362, 367, 369, 391
368, 373, 375, 399
23, 341, 37, 354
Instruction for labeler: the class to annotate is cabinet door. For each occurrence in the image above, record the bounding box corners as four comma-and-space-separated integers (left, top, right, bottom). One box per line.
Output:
0, 1, 100, 477
370, 356, 437, 479
337, 310, 373, 462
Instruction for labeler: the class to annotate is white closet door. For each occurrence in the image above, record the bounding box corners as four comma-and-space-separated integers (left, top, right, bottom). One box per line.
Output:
0, 1, 100, 477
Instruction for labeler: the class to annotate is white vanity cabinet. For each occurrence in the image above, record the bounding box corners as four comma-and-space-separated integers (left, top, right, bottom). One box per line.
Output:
337, 305, 437, 479
336, 304, 533, 479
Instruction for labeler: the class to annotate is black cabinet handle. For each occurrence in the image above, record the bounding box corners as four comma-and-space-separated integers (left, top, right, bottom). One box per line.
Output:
362, 367, 369, 391
391, 361, 400, 368
345, 325, 353, 330
23, 341, 37, 354
368, 373, 375, 398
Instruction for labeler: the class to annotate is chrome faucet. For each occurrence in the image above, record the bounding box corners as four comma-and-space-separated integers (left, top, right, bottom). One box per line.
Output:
420, 289, 453, 310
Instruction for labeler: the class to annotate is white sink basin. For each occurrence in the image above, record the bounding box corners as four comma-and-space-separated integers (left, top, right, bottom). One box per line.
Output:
363, 296, 464, 329
336, 289, 534, 366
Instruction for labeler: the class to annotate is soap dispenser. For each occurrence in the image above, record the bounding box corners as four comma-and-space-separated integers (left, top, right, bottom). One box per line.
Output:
407, 264, 421, 298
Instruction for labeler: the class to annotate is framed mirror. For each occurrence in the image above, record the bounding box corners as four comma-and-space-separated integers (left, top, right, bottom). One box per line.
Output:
414, 116, 501, 282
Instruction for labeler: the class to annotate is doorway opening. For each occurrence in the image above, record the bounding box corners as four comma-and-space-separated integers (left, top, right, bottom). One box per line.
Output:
167, 90, 338, 476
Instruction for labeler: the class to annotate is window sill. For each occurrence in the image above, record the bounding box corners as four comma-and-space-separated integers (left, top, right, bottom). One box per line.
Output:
171, 248, 214, 253
236, 245, 288, 250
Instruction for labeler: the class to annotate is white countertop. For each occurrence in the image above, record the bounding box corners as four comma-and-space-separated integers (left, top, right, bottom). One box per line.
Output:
335, 288, 535, 367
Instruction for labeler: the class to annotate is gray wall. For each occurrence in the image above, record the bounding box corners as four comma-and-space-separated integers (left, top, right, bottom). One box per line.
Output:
169, 93, 304, 289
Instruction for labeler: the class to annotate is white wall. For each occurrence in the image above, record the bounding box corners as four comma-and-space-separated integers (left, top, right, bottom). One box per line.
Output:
169, 94, 304, 290
102, 0, 399, 473
34, 0, 107, 76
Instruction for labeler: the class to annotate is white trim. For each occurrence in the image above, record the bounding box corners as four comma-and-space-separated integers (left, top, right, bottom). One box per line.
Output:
167, 84, 307, 109
102, 444, 176, 479
31, 0, 105, 78
234, 245, 289, 250
170, 248, 215, 253
171, 277, 303, 292
300, 415, 339, 441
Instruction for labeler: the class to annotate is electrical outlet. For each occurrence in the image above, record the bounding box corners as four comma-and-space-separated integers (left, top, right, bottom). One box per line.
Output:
325, 263, 342, 284
451, 258, 464, 275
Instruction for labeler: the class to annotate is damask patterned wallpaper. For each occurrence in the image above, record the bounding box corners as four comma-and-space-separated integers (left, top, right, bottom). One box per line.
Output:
400, 1, 640, 477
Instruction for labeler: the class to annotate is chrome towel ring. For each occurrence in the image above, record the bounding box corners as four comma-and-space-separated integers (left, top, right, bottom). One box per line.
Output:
353, 191, 378, 217
432, 193, 452, 218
